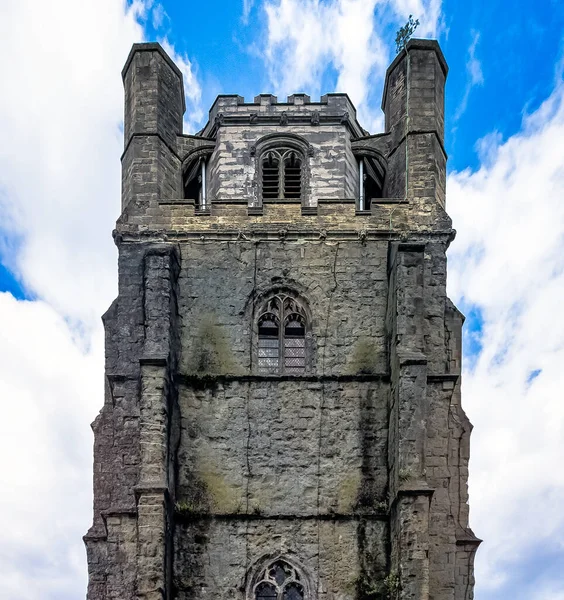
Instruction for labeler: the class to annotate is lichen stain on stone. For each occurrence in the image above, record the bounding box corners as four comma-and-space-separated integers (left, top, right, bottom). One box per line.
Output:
186, 313, 240, 375
337, 471, 361, 513
345, 337, 380, 375
198, 461, 243, 514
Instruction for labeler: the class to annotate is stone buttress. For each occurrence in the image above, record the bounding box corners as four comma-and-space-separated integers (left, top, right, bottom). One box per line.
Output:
84, 40, 480, 600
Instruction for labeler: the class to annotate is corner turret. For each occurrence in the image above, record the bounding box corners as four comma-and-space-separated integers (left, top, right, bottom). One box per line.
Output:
382, 38, 448, 208
121, 43, 185, 209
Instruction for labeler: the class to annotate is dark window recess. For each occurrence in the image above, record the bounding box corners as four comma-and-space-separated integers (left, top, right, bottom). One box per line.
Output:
361, 155, 385, 209
283, 583, 304, 600
257, 295, 307, 375
254, 560, 305, 600
183, 157, 202, 207
256, 582, 278, 600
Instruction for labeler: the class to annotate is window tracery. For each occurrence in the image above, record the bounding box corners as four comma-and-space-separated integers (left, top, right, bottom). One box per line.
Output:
257, 293, 307, 374
254, 561, 305, 600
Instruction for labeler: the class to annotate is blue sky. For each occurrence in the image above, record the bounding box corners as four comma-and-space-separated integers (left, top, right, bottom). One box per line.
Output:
0, 0, 563, 598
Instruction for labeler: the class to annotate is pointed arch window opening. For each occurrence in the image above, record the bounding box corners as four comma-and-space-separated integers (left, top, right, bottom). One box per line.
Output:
254, 560, 305, 600
183, 156, 208, 209
262, 149, 302, 200
258, 295, 307, 375
358, 155, 385, 210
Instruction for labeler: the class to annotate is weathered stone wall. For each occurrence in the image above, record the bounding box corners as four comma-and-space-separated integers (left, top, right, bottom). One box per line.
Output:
207, 124, 356, 206
86, 38, 480, 600
175, 239, 388, 376
177, 380, 389, 513
172, 379, 389, 598
174, 518, 388, 600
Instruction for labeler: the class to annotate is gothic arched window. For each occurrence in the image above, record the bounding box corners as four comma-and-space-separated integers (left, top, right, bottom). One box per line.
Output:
257, 294, 307, 375
261, 149, 302, 200
254, 560, 305, 600
182, 146, 213, 209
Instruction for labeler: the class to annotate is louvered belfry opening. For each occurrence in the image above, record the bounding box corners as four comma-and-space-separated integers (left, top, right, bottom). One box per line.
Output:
262, 151, 280, 199
257, 294, 307, 374
283, 151, 301, 198
261, 148, 302, 201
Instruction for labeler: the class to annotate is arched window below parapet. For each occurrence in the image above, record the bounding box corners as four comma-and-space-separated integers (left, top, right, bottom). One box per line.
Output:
354, 149, 387, 210
182, 146, 214, 209
253, 133, 312, 206
261, 148, 303, 200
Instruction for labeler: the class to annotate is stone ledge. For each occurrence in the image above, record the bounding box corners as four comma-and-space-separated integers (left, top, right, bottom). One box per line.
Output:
372, 197, 408, 205
174, 512, 389, 522
456, 530, 482, 547
262, 197, 303, 204
211, 198, 248, 205
134, 484, 170, 497
427, 373, 460, 384
140, 355, 168, 366
317, 197, 356, 204
177, 373, 390, 386
398, 351, 427, 366
116, 229, 455, 243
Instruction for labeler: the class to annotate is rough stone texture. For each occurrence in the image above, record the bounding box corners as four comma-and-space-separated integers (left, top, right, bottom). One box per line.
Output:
85, 38, 480, 600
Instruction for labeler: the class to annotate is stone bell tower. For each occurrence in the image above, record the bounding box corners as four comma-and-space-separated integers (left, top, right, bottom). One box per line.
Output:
84, 39, 480, 600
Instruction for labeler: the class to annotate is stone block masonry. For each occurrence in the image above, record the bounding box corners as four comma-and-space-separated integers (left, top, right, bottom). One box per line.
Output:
85, 38, 480, 600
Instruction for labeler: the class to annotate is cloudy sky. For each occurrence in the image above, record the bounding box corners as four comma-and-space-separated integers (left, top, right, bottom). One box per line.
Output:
0, 0, 563, 598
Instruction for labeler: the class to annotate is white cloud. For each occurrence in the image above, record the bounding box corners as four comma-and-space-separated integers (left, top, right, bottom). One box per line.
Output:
467, 30, 484, 86
447, 80, 564, 594
242, 0, 256, 24
0, 0, 204, 327
0, 293, 104, 599
454, 29, 484, 121
0, 0, 204, 596
262, 0, 442, 131
160, 38, 204, 133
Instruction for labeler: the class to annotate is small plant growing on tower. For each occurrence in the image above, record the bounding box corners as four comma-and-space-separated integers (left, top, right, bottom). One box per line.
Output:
384, 571, 401, 598
395, 15, 420, 54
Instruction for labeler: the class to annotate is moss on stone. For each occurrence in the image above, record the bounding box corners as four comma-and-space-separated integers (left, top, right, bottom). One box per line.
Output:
345, 337, 379, 375
197, 458, 243, 513
337, 472, 361, 512
186, 314, 239, 375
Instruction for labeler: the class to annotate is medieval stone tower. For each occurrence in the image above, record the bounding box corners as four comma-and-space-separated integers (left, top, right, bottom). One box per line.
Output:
84, 38, 480, 600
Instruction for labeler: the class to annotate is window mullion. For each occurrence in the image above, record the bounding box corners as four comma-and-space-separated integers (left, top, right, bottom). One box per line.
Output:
279, 320, 284, 374
279, 159, 285, 199
280, 298, 286, 373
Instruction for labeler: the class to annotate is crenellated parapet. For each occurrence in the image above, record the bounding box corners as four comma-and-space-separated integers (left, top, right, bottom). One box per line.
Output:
120, 40, 449, 221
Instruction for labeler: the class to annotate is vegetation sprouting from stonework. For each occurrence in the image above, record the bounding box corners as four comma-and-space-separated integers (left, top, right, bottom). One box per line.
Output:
395, 15, 419, 53
346, 337, 379, 374
398, 467, 413, 483
350, 570, 401, 600
186, 314, 238, 375
383, 571, 401, 598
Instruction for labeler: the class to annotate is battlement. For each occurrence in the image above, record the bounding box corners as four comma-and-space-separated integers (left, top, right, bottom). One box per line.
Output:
202, 93, 364, 138
120, 39, 450, 231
